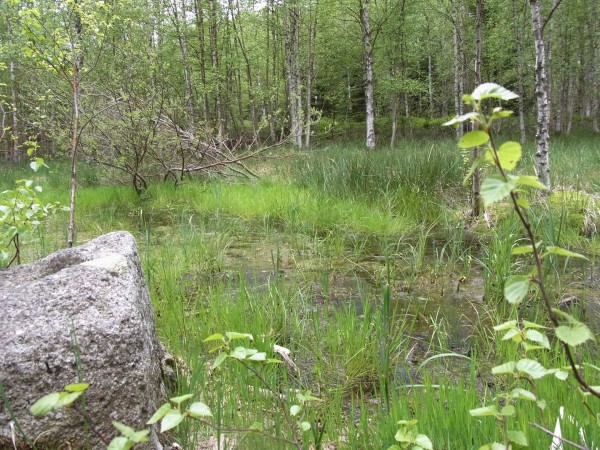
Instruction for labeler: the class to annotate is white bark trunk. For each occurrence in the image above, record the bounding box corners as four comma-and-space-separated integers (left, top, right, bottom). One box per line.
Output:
530, 0, 551, 191
361, 0, 376, 149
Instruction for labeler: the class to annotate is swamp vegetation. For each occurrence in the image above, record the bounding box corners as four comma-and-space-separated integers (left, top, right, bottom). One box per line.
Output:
1, 131, 599, 449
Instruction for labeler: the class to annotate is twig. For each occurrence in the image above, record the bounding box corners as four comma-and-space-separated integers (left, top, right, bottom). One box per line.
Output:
528, 422, 590, 450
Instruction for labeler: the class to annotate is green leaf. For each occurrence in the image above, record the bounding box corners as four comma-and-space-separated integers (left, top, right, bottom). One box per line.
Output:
300, 421, 311, 432
225, 332, 253, 341
230, 346, 248, 359
169, 394, 193, 405
524, 329, 550, 349
516, 359, 547, 379
443, 112, 480, 126
56, 391, 83, 408
501, 328, 521, 342
64, 383, 89, 393
511, 388, 536, 401
523, 320, 546, 329
247, 352, 267, 361
490, 141, 522, 170
516, 197, 530, 209
517, 175, 547, 190
494, 320, 517, 331
481, 175, 515, 206
511, 245, 533, 255
249, 422, 263, 431
290, 405, 302, 416
507, 430, 528, 446
499, 405, 515, 416
469, 405, 499, 417
160, 410, 185, 432
212, 352, 228, 369
188, 402, 212, 418
491, 108, 514, 120
504, 275, 530, 305
492, 361, 516, 375
30, 160, 39, 172
555, 322, 596, 346
107, 436, 134, 450
458, 131, 489, 149
203, 333, 225, 343
112, 422, 138, 441
544, 246, 588, 260
30, 392, 60, 415
147, 403, 172, 425
414, 434, 433, 450
472, 83, 518, 101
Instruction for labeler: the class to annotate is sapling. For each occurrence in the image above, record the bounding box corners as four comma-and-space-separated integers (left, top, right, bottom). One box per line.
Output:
445, 83, 598, 449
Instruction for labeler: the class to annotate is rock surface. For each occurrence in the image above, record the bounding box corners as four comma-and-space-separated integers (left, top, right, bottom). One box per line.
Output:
0, 232, 165, 449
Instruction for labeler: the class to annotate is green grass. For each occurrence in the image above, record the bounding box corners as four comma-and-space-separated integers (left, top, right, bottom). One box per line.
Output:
1, 135, 599, 449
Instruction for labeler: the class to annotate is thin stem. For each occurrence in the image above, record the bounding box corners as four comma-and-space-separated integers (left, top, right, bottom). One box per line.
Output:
528, 422, 590, 450
487, 127, 600, 400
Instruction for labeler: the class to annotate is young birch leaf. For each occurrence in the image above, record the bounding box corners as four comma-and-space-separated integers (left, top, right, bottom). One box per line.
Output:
30, 392, 61, 415
212, 352, 228, 369
493, 320, 517, 331
64, 383, 89, 393
501, 328, 521, 342
458, 130, 489, 149
496, 141, 522, 170
516, 359, 547, 379
300, 421, 311, 432
507, 430, 528, 446
56, 391, 83, 408
160, 410, 185, 432
555, 322, 596, 347
203, 333, 225, 343
524, 329, 550, 349
188, 402, 212, 418
492, 361, 516, 375
504, 275, 530, 304
107, 436, 134, 450
544, 246, 588, 260
481, 175, 515, 206
443, 112, 479, 126
290, 405, 302, 416
414, 434, 433, 450
472, 83, 519, 101
517, 175, 547, 190
511, 245, 534, 255
247, 352, 267, 361
147, 403, 172, 425
511, 388, 536, 401
169, 394, 193, 405
225, 332, 253, 341
499, 405, 516, 416
469, 405, 499, 417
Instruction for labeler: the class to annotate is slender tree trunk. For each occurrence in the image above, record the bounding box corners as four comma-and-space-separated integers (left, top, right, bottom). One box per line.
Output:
67, 10, 83, 248
209, 0, 224, 142
283, 0, 303, 148
529, 0, 551, 191
471, 0, 483, 218
451, 0, 464, 139
5, 14, 19, 162
513, 0, 527, 143
171, 0, 196, 124
305, 0, 318, 148
590, 0, 599, 133
193, 0, 210, 123
360, 0, 376, 149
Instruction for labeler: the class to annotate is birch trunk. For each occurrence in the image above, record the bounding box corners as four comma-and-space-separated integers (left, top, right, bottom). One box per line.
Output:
471, 0, 483, 218
530, 0, 551, 191
360, 0, 376, 149
283, 1, 302, 148
591, 0, 599, 133
513, 0, 527, 143
209, 0, 225, 142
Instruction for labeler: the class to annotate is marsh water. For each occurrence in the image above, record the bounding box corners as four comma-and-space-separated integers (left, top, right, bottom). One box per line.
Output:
180, 227, 600, 346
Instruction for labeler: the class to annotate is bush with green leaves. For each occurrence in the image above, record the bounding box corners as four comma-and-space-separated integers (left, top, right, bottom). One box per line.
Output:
445, 83, 598, 449
0, 155, 64, 268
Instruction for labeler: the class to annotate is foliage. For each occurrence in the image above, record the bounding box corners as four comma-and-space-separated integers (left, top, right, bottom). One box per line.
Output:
0, 154, 63, 267
446, 82, 599, 449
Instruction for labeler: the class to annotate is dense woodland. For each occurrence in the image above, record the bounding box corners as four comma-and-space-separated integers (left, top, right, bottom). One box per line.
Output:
1, 0, 599, 170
